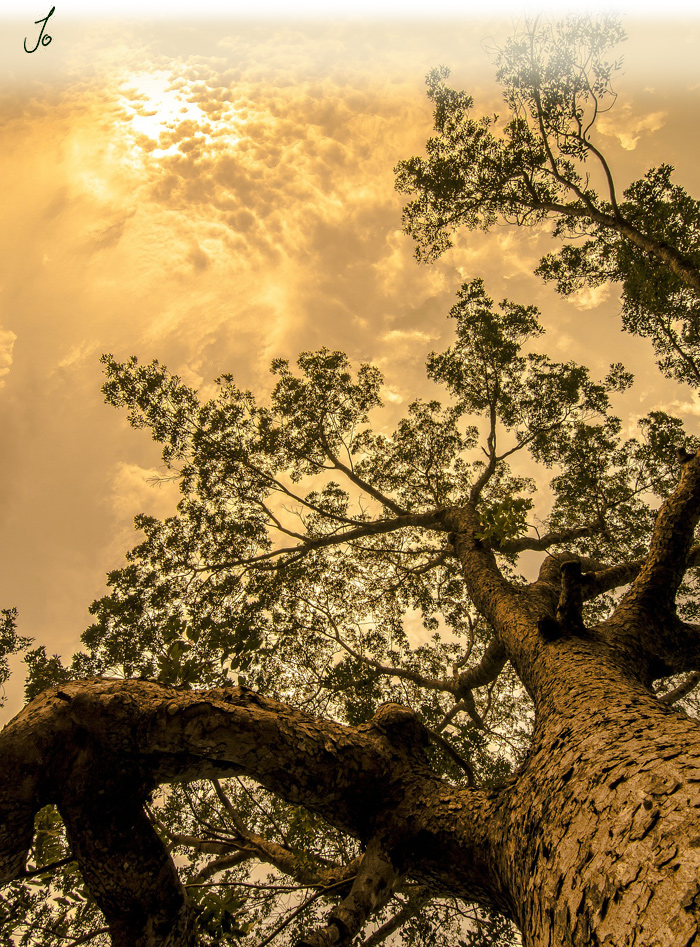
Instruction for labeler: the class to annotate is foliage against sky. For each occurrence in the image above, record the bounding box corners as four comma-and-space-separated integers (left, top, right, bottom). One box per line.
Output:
1, 16, 700, 721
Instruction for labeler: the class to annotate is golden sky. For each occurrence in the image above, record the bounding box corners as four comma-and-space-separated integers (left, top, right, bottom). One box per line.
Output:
1, 11, 700, 716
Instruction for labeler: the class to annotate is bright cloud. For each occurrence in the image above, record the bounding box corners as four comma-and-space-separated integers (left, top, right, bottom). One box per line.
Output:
0, 328, 17, 387
599, 107, 667, 150
110, 463, 180, 521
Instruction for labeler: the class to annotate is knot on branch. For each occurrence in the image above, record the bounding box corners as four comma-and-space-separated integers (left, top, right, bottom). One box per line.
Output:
370, 703, 430, 751
538, 560, 592, 641
677, 445, 698, 465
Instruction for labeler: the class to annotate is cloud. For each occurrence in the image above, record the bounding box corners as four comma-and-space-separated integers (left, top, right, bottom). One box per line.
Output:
0, 327, 17, 388
86, 210, 136, 251
568, 284, 611, 311
56, 341, 99, 370
381, 386, 404, 404
381, 329, 434, 344
109, 462, 180, 521
657, 394, 700, 419
599, 107, 667, 151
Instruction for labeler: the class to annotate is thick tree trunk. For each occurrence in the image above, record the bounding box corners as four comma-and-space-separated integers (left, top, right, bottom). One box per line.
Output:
438, 464, 700, 946
491, 638, 700, 946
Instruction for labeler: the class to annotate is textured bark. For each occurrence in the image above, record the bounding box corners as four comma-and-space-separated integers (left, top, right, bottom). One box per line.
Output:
493, 640, 700, 946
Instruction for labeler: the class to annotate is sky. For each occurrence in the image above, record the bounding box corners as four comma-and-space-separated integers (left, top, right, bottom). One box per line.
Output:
1, 6, 700, 718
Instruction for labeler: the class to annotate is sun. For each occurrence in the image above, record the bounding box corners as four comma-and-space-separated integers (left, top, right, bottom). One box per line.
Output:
117, 69, 233, 162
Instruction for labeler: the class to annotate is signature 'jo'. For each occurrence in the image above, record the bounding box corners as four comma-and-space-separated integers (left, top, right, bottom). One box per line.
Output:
24, 6, 55, 54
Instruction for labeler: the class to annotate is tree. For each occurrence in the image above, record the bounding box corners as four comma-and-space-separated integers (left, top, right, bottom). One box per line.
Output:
3, 14, 700, 947
395, 16, 700, 388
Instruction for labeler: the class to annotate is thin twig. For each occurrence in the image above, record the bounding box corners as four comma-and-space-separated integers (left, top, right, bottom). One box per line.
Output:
19, 855, 76, 879
255, 876, 358, 947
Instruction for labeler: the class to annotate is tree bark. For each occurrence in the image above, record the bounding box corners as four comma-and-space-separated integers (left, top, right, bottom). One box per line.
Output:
492, 639, 700, 946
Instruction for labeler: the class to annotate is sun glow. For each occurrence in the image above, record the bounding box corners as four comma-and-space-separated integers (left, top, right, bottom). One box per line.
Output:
118, 70, 241, 163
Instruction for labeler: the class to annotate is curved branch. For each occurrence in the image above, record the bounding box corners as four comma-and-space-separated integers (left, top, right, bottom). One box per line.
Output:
534, 542, 700, 604
660, 671, 700, 705
456, 638, 507, 692
206, 509, 446, 572
585, 455, 700, 680
426, 728, 475, 786
0, 680, 505, 946
256, 878, 358, 947
322, 621, 460, 697
191, 851, 250, 882
67, 928, 111, 947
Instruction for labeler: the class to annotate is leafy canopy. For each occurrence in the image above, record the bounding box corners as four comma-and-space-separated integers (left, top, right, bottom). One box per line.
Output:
395, 15, 700, 389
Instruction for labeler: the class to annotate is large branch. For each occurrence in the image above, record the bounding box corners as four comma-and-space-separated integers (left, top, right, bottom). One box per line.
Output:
315, 596, 507, 711
520, 195, 700, 297
210, 509, 446, 571
299, 839, 400, 947
0, 680, 506, 947
599, 453, 700, 678
442, 506, 544, 700
613, 453, 700, 614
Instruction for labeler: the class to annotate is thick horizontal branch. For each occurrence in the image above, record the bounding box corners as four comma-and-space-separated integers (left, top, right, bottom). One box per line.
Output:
532, 542, 700, 607
191, 851, 250, 882
600, 543, 700, 597
167, 787, 362, 888
0, 680, 506, 946
324, 627, 460, 697
593, 454, 700, 679
497, 519, 605, 554
209, 509, 447, 572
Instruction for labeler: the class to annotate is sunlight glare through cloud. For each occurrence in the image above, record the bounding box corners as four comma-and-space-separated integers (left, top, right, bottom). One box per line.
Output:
118, 70, 240, 162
